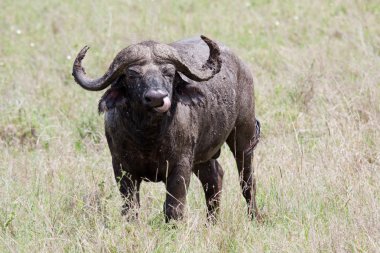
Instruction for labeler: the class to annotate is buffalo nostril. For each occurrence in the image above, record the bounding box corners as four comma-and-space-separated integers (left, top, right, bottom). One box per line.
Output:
144, 89, 168, 107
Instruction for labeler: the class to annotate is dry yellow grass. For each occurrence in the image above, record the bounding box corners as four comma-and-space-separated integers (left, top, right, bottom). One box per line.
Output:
0, 0, 379, 252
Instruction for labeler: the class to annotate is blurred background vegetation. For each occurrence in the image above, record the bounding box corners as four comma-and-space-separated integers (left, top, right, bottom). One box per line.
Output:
0, 0, 379, 252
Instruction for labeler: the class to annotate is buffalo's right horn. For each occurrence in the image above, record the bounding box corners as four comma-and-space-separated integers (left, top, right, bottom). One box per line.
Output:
72, 46, 143, 91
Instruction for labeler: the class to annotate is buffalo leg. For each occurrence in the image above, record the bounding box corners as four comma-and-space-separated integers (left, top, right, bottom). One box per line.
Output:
112, 157, 141, 218
193, 159, 224, 222
163, 162, 191, 222
227, 122, 260, 220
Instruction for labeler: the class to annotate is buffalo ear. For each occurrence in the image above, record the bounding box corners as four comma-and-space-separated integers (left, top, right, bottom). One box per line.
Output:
175, 72, 206, 106
98, 85, 127, 113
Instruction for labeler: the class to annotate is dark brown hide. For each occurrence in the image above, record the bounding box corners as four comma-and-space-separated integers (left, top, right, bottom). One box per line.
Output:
73, 36, 260, 222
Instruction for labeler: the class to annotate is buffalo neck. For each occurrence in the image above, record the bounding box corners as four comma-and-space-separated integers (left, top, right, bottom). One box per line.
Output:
118, 105, 174, 152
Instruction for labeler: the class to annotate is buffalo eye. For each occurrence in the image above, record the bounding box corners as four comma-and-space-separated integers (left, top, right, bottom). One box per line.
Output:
127, 68, 142, 79
161, 66, 175, 79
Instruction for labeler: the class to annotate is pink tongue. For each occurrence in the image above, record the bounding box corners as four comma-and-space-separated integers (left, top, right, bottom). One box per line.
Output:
154, 97, 171, 113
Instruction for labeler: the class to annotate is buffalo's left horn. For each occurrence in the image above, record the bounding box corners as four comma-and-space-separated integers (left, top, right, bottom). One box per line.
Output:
158, 35, 222, 82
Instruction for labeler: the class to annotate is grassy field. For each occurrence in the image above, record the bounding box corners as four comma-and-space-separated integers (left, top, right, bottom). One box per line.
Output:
1, 0, 379, 252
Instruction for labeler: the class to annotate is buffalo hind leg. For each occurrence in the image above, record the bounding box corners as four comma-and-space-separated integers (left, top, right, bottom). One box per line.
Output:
193, 159, 224, 222
227, 122, 260, 220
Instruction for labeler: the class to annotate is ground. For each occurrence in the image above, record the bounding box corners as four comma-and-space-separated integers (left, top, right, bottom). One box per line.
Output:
0, 0, 379, 252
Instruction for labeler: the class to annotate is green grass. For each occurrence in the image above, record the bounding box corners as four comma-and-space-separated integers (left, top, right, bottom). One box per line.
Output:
1, 0, 379, 252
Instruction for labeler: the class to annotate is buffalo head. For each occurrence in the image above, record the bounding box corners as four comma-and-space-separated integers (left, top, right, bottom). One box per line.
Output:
72, 36, 222, 114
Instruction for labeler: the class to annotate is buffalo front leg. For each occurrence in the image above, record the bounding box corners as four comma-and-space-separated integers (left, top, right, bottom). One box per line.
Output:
193, 159, 224, 222
112, 157, 141, 219
163, 161, 191, 222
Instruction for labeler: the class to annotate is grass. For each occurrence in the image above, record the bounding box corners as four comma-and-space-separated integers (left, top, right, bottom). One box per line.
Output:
0, 0, 379, 252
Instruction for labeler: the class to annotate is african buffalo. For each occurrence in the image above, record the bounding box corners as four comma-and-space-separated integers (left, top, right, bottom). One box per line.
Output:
72, 35, 260, 222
